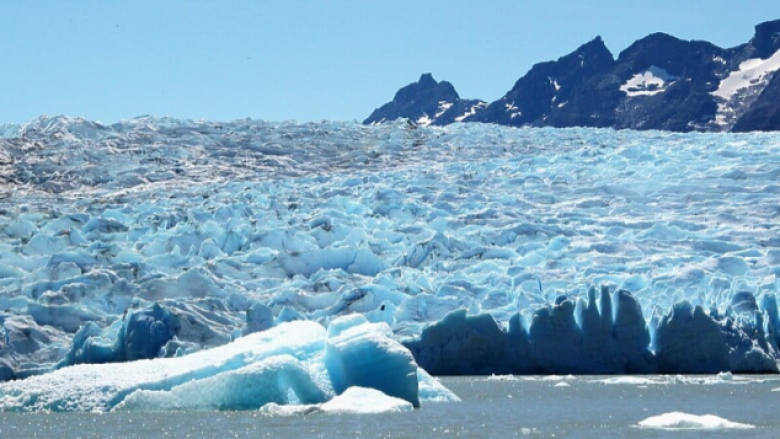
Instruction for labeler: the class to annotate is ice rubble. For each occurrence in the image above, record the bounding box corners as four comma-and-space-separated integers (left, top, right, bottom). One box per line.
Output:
2, 116, 780, 380
0, 317, 457, 412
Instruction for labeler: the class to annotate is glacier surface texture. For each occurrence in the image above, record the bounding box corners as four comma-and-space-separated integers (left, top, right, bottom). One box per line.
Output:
2, 116, 780, 389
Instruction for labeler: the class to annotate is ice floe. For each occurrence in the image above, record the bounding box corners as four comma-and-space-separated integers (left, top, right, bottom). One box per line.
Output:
637, 412, 755, 430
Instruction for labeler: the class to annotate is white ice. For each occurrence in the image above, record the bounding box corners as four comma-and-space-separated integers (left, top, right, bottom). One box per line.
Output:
319, 386, 413, 414
637, 412, 755, 430
0, 318, 457, 412
258, 387, 412, 415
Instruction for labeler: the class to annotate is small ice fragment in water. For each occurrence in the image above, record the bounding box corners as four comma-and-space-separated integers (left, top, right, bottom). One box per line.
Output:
637, 412, 755, 430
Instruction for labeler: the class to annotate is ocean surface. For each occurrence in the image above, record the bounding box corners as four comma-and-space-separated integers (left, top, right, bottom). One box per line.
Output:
1, 375, 776, 438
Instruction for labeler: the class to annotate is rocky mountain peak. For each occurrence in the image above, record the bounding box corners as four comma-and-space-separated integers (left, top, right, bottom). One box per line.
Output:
752, 19, 780, 58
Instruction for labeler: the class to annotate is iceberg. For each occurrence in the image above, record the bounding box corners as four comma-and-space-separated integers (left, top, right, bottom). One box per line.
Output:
318, 386, 413, 414
0, 318, 456, 412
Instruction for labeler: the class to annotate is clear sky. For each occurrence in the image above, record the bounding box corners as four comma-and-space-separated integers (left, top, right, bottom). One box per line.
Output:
1, 1, 778, 124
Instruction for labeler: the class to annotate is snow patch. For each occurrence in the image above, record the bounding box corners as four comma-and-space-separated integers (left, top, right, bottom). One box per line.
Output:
713, 49, 780, 100
435, 101, 453, 118
416, 115, 433, 127
712, 49, 780, 129
455, 102, 487, 122
620, 66, 678, 97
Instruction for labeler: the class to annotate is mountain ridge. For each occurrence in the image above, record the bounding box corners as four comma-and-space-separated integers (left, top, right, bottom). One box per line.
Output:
365, 18, 780, 132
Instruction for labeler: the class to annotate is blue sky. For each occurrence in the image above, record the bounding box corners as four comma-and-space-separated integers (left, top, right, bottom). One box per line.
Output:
1, 1, 777, 123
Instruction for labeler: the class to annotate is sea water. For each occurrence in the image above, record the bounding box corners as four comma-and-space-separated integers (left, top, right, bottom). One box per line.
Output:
1, 375, 777, 438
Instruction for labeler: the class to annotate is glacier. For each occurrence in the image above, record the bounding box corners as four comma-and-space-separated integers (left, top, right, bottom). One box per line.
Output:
2, 115, 780, 398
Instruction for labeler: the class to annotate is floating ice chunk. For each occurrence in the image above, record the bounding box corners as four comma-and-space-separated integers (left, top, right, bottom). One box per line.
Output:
553, 382, 570, 387
487, 374, 519, 381
539, 375, 575, 382
416, 368, 460, 403
325, 316, 420, 407
598, 377, 666, 385
637, 412, 755, 430
0, 316, 447, 413
319, 387, 413, 414
114, 355, 326, 412
258, 402, 320, 417
0, 321, 329, 412
257, 386, 413, 416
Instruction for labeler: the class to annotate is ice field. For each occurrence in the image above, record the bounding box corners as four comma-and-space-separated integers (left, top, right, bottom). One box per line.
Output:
3, 116, 780, 410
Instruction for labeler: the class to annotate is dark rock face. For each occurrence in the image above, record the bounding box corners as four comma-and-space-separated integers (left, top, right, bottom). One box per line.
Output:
366, 19, 780, 132
363, 73, 485, 126
732, 72, 780, 132
471, 37, 617, 128
752, 19, 780, 59
612, 34, 727, 131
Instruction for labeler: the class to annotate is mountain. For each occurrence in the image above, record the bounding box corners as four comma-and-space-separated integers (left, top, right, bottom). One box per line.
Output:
363, 73, 486, 126
365, 19, 780, 132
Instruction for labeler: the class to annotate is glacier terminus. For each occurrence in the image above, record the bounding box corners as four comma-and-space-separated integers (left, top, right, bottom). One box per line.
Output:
2, 116, 780, 412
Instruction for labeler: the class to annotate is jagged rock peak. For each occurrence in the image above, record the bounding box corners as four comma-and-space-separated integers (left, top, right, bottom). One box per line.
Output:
752, 18, 780, 58
364, 73, 475, 125
393, 73, 459, 102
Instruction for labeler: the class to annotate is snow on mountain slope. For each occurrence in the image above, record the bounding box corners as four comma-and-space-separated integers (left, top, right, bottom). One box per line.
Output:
620, 66, 678, 97
712, 48, 780, 129
714, 50, 780, 101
